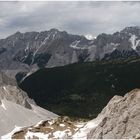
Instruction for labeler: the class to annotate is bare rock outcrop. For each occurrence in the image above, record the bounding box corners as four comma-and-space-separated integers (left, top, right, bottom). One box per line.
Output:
87, 89, 140, 139
0, 85, 35, 109
0, 72, 58, 137
12, 116, 85, 139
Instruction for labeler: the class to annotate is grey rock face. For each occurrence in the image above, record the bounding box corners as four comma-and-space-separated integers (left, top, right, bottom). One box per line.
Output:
0, 71, 35, 108
0, 78, 58, 137
0, 29, 93, 70
87, 89, 140, 139
94, 26, 140, 60
0, 27, 140, 80
0, 98, 58, 137
0, 85, 35, 109
0, 29, 95, 81
0, 68, 58, 137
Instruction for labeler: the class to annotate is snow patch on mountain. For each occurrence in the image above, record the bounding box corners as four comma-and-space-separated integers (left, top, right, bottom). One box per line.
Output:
129, 34, 140, 50
73, 117, 102, 138
25, 43, 29, 51
1, 100, 7, 110
11, 116, 86, 139
52, 30, 58, 39
129, 34, 137, 50
70, 40, 81, 49
85, 34, 96, 40
10, 115, 104, 139
31, 36, 49, 65
0, 95, 58, 136
25, 131, 49, 140
1, 126, 22, 140
70, 40, 95, 50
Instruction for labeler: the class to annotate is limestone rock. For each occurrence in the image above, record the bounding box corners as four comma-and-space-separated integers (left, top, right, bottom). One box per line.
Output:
87, 89, 140, 139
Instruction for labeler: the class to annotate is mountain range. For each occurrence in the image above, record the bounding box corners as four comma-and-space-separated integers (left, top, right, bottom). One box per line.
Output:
0, 26, 140, 80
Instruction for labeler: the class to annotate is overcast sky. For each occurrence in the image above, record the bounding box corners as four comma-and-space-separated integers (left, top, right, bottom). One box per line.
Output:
0, 1, 140, 38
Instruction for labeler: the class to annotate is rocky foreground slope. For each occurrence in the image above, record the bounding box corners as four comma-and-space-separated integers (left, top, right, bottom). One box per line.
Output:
88, 89, 140, 139
8, 89, 140, 139
0, 72, 58, 137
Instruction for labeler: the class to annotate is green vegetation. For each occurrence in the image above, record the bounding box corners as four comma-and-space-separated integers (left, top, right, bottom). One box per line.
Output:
19, 56, 140, 119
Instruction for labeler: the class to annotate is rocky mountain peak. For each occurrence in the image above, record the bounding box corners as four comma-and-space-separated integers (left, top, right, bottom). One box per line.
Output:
87, 88, 140, 139
14, 31, 22, 35
1, 26, 140, 81
121, 26, 140, 35
48, 28, 59, 33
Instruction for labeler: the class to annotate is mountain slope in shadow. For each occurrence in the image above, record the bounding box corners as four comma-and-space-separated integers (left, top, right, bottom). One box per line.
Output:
19, 57, 140, 118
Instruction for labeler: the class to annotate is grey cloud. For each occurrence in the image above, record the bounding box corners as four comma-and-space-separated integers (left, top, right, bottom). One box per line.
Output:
0, 1, 140, 38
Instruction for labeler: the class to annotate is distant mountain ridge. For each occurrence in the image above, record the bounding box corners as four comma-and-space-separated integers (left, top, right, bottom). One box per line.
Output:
1, 26, 140, 79
0, 28, 93, 70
